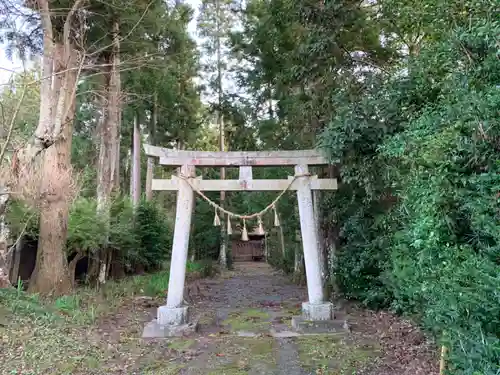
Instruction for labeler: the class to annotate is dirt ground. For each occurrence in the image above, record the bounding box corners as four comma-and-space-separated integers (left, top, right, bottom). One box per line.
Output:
1, 262, 438, 374
93, 262, 438, 375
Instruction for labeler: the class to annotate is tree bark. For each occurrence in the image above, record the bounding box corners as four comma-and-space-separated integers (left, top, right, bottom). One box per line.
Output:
29, 45, 78, 296
96, 20, 121, 285
325, 165, 340, 295
131, 113, 141, 206
313, 190, 329, 296
113, 20, 122, 193
9, 235, 22, 285
0, 192, 11, 288
16, 0, 84, 169
68, 252, 84, 287
218, 112, 227, 269
145, 94, 157, 201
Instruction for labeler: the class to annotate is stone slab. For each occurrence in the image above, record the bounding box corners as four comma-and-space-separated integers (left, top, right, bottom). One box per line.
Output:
142, 319, 198, 338
269, 328, 301, 338
291, 316, 348, 334
302, 302, 334, 321
236, 331, 259, 337
157, 305, 189, 325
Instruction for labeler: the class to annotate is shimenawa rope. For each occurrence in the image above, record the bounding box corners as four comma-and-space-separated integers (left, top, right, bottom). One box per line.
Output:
177, 173, 311, 220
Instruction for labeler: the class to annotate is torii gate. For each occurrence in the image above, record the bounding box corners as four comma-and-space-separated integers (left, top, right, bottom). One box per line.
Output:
142, 145, 338, 337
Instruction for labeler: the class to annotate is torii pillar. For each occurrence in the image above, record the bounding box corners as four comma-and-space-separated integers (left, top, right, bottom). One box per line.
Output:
142, 146, 340, 338
292, 164, 334, 327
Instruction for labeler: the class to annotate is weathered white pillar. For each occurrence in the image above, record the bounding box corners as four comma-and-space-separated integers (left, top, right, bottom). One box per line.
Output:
157, 164, 195, 327
166, 164, 195, 308
145, 157, 153, 201
295, 164, 333, 321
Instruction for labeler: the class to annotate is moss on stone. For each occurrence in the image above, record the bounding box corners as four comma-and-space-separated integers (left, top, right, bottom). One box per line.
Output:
295, 334, 381, 373
142, 363, 185, 374
205, 336, 277, 374
168, 338, 196, 351
222, 308, 271, 332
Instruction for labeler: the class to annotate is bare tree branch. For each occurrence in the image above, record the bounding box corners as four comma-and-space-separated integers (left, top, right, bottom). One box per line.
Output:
0, 86, 26, 165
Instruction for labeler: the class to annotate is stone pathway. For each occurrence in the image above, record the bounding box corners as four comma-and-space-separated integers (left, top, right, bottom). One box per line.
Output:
162, 262, 296, 374
143, 263, 352, 374
135, 262, 437, 375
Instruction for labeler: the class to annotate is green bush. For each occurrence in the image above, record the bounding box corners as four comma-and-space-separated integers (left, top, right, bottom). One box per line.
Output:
319, 13, 500, 374
7, 195, 174, 281
67, 198, 107, 259
190, 195, 221, 261
133, 198, 172, 271
266, 231, 295, 274
108, 196, 141, 272
188, 258, 218, 278
5, 199, 39, 239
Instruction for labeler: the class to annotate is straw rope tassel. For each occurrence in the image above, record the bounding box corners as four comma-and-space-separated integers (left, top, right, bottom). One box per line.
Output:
256, 216, 265, 236
213, 208, 221, 226
227, 216, 233, 235
273, 205, 280, 227
177, 173, 309, 225
439, 344, 447, 375
241, 219, 249, 241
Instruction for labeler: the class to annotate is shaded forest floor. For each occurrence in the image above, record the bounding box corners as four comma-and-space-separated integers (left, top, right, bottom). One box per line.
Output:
0, 263, 438, 374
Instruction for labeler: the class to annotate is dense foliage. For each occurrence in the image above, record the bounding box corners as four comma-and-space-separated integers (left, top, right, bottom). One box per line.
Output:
7, 196, 173, 280
229, 0, 500, 373
1, 0, 499, 371
318, 7, 500, 375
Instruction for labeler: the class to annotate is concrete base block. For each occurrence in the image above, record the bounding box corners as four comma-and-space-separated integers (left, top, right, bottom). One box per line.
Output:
269, 328, 301, 338
291, 316, 347, 334
302, 302, 334, 321
157, 305, 189, 325
142, 319, 198, 338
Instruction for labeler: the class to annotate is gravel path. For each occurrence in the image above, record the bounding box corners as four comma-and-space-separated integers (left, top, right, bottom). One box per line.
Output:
181, 262, 309, 374
275, 337, 309, 375
137, 261, 437, 374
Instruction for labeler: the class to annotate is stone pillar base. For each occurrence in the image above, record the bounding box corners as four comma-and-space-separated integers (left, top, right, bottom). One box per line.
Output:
290, 302, 347, 334
142, 305, 197, 338
157, 305, 189, 325
142, 320, 198, 338
302, 302, 334, 321
291, 316, 347, 334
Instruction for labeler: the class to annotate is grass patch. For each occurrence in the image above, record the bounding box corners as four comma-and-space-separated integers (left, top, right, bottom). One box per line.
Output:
0, 288, 106, 375
207, 368, 247, 375
141, 363, 185, 374
198, 309, 217, 326
222, 309, 271, 332
206, 337, 276, 374
169, 338, 196, 352
186, 258, 218, 278
50, 260, 206, 323
295, 334, 381, 374
0, 262, 208, 374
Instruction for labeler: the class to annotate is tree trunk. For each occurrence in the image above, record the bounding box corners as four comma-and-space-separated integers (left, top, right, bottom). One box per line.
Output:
218, 117, 227, 266
29, 45, 78, 296
96, 20, 121, 285
113, 22, 122, 194
9, 235, 22, 285
97, 32, 120, 211
145, 94, 157, 201
313, 190, 329, 296
68, 252, 84, 287
325, 165, 340, 295
277, 214, 286, 258
0, 192, 11, 288
294, 230, 303, 274
214, 0, 228, 269
131, 113, 141, 206
218, 112, 227, 269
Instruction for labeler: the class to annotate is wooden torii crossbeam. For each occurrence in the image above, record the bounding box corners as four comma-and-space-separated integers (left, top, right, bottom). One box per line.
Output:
142, 144, 339, 337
